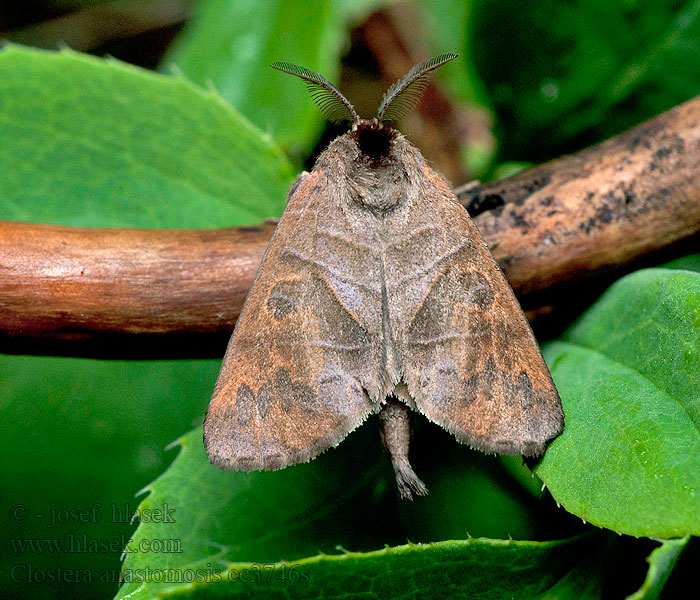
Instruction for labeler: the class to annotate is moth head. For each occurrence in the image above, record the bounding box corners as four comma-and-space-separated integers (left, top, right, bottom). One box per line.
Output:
271, 53, 458, 161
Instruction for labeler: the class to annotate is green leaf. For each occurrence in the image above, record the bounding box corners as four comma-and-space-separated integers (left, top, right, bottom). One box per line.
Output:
118, 418, 569, 599
0, 44, 294, 598
132, 536, 608, 600
117, 426, 605, 600
471, 0, 700, 161
662, 253, 700, 273
627, 536, 689, 600
116, 425, 393, 600
114, 412, 587, 597
392, 423, 561, 543
164, 0, 379, 161
536, 268, 700, 537
0, 44, 295, 227
2, 357, 221, 599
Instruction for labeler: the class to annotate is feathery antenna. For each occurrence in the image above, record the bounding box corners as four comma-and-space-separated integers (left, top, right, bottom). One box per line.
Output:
377, 53, 458, 123
271, 62, 359, 124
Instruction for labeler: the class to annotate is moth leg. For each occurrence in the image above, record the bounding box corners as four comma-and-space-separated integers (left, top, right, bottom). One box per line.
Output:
379, 397, 428, 500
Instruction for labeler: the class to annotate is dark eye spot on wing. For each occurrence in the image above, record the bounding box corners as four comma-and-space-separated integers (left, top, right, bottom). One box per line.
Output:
466, 311, 492, 344
234, 384, 256, 425
274, 367, 320, 414
459, 271, 494, 310
233, 368, 322, 423
267, 281, 302, 320
516, 372, 535, 409
257, 381, 274, 418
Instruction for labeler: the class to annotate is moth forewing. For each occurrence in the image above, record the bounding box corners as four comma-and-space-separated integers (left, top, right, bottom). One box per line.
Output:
393, 166, 564, 457
203, 168, 377, 472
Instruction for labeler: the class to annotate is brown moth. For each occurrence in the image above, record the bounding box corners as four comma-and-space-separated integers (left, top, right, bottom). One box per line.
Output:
204, 54, 564, 499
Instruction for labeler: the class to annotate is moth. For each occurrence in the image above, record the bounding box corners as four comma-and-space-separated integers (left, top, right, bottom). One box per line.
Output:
204, 54, 564, 499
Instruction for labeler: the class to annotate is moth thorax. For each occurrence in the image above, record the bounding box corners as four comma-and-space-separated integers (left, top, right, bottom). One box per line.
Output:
347, 165, 406, 213
345, 120, 404, 212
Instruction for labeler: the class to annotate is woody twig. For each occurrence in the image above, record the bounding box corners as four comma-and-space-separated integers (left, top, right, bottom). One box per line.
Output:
1, 96, 699, 356
459, 96, 700, 305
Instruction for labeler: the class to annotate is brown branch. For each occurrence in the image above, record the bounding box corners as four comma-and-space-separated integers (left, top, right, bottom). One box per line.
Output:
2, 96, 700, 358
460, 96, 700, 303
